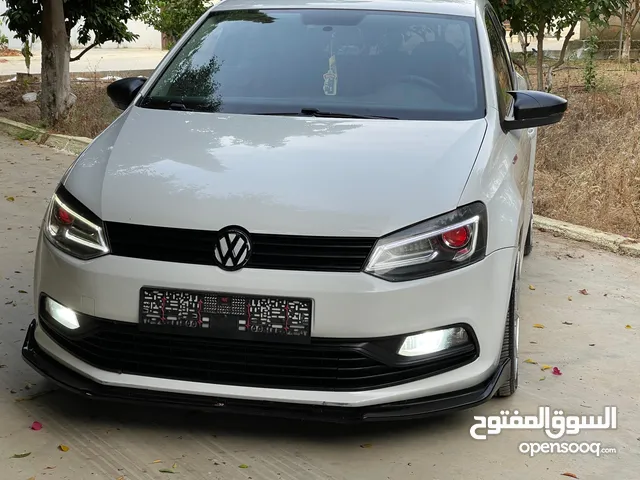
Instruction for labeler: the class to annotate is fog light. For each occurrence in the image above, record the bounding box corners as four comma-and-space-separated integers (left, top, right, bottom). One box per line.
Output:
398, 327, 469, 357
44, 297, 80, 330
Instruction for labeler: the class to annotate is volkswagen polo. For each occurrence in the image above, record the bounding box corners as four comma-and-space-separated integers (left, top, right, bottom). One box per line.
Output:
22, 0, 567, 422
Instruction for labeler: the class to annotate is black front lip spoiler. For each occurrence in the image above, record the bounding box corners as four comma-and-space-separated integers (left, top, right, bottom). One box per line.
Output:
22, 319, 510, 423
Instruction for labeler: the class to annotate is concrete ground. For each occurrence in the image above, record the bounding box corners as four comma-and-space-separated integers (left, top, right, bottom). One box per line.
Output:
1, 133, 639, 479
0, 48, 167, 77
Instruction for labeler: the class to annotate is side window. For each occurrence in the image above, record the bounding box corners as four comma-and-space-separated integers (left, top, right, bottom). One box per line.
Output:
487, 7, 516, 77
485, 11, 513, 118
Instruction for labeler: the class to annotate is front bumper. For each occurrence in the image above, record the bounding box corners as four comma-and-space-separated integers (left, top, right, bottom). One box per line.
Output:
30, 233, 517, 409
23, 319, 509, 422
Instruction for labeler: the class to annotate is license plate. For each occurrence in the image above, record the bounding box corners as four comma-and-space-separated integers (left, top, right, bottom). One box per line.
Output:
139, 287, 312, 343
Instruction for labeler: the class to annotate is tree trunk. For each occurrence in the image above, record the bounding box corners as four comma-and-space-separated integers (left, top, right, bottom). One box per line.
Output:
623, 3, 640, 61
517, 33, 532, 88
40, 0, 72, 126
536, 23, 546, 91
544, 22, 578, 93
623, 29, 632, 60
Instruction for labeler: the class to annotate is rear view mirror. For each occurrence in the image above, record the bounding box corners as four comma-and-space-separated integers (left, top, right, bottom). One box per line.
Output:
107, 77, 147, 111
503, 90, 568, 131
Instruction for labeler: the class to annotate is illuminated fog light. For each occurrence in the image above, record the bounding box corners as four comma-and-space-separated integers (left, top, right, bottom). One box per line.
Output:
44, 297, 80, 330
398, 327, 469, 357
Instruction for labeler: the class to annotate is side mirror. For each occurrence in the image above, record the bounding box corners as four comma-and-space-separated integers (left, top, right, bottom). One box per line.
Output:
503, 90, 568, 131
107, 77, 147, 111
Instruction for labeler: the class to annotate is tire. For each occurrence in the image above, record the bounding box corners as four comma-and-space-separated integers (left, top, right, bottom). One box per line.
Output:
496, 276, 520, 397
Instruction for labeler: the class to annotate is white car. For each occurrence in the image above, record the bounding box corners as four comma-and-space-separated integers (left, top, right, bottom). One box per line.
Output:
23, 0, 566, 422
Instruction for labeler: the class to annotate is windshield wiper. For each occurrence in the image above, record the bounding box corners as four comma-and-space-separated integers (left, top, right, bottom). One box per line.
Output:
259, 109, 398, 120
140, 97, 218, 112
300, 108, 398, 120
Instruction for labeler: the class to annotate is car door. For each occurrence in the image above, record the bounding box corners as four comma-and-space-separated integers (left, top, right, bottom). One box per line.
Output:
484, 8, 532, 254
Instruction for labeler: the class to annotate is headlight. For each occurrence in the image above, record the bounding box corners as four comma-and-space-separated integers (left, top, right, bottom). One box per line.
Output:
364, 202, 487, 282
44, 185, 109, 260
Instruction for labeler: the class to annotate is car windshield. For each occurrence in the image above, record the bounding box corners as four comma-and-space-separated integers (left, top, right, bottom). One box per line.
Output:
141, 9, 485, 121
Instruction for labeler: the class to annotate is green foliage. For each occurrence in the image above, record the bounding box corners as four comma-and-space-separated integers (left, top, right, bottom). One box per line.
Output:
2, 0, 146, 47
491, 0, 625, 90
138, 0, 211, 48
490, 0, 625, 39
0, 18, 9, 48
583, 35, 599, 91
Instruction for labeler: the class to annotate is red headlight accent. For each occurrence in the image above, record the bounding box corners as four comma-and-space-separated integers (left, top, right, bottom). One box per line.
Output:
56, 206, 73, 225
441, 227, 470, 249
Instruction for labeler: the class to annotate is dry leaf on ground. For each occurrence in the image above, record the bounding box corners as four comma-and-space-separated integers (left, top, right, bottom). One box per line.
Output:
11, 452, 31, 458
58, 444, 69, 452
524, 358, 537, 364
533, 324, 545, 329
529, 285, 536, 291
578, 289, 588, 295
561, 473, 578, 479
5, 196, 15, 202
239, 464, 249, 469
541, 365, 553, 371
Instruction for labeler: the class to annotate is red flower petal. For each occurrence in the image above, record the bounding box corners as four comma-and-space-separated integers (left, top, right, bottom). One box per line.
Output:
30, 421, 43, 431
552, 367, 563, 376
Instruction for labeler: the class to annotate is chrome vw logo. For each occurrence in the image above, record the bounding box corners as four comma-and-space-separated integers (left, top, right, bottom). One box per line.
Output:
213, 227, 252, 271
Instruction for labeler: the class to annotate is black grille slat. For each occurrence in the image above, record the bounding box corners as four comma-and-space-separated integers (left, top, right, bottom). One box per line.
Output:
80, 340, 382, 373
40, 319, 477, 391
104, 222, 376, 272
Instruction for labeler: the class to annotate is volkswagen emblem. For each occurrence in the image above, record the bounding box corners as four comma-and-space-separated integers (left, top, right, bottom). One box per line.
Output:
213, 227, 252, 271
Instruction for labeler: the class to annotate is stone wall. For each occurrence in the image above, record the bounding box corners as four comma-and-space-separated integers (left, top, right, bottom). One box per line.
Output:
581, 15, 640, 41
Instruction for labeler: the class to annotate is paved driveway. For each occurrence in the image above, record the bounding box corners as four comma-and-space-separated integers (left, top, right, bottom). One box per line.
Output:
1, 133, 638, 479
0, 48, 166, 77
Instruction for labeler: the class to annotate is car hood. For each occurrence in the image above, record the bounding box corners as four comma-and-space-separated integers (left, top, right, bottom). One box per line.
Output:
66, 108, 487, 237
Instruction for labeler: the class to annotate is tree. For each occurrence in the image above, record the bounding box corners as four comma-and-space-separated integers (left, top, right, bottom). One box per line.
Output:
138, 0, 211, 49
0, 19, 9, 50
491, 0, 626, 91
2, 0, 146, 126
621, 0, 640, 61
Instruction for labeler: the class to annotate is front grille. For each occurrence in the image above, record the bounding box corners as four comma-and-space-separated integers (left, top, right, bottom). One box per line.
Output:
104, 222, 376, 272
40, 317, 477, 392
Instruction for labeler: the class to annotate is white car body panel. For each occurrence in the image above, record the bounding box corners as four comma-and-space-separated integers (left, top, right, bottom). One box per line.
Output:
65, 109, 488, 237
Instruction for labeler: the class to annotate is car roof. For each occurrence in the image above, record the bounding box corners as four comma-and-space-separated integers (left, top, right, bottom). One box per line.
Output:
211, 0, 481, 18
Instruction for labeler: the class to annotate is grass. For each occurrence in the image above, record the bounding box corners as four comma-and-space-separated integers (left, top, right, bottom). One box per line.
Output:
0, 77, 121, 138
15, 129, 41, 141
1, 60, 639, 238
534, 61, 640, 238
